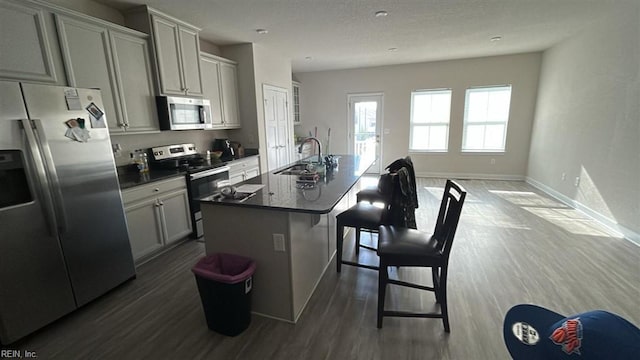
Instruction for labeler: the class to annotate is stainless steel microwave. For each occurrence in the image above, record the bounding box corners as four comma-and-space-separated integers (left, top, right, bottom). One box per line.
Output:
156, 96, 213, 130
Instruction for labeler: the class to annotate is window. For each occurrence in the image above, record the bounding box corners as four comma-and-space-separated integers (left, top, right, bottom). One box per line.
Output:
409, 89, 452, 151
462, 85, 512, 152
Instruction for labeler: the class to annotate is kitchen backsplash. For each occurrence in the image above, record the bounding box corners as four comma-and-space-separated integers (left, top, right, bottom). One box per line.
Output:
111, 129, 229, 166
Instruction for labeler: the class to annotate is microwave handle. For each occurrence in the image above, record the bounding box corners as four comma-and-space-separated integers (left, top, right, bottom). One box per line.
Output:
200, 106, 206, 124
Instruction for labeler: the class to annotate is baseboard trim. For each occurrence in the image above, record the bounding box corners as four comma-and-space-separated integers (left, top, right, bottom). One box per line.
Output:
415, 172, 525, 181
525, 177, 640, 247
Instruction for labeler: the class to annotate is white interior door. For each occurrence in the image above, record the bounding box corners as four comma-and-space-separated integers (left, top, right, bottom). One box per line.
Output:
348, 94, 383, 174
263, 84, 291, 172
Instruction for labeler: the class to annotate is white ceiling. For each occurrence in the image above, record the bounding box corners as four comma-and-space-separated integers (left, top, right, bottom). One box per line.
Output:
95, 0, 626, 73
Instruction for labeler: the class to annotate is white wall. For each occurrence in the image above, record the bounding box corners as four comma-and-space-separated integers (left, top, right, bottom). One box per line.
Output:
111, 130, 229, 167
527, 3, 639, 240
295, 53, 541, 179
44, 0, 124, 24
222, 44, 258, 150
222, 43, 292, 172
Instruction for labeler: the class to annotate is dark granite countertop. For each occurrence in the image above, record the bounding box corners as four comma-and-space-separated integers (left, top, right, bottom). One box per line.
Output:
199, 155, 373, 214
117, 154, 260, 190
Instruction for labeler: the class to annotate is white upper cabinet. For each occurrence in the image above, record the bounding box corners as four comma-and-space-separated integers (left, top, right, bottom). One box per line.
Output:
220, 61, 240, 128
200, 53, 224, 126
56, 16, 121, 129
126, 6, 203, 97
0, 0, 58, 83
110, 31, 158, 133
292, 81, 301, 125
55, 14, 158, 134
177, 26, 203, 96
200, 52, 241, 129
151, 16, 183, 95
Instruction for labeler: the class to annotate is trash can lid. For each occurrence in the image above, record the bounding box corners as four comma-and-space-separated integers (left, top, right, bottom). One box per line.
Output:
192, 253, 256, 284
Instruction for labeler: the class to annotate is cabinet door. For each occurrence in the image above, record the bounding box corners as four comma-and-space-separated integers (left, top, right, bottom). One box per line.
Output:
0, 0, 58, 83
200, 55, 224, 126
220, 62, 240, 128
124, 197, 163, 260
151, 14, 183, 95
110, 30, 159, 133
178, 26, 203, 96
292, 82, 301, 125
159, 189, 192, 245
55, 15, 123, 131
228, 172, 245, 186
245, 167, 260, 180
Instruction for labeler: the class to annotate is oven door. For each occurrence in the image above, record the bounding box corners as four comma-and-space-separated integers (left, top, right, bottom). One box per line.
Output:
188, 166, 229, 239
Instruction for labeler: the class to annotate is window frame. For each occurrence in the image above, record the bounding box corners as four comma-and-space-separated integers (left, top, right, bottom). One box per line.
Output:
409, 88, 452, 153
461, 85, 512, 153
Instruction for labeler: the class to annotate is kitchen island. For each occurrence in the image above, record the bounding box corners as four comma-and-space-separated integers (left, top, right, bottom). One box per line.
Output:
200, 155, 373, 322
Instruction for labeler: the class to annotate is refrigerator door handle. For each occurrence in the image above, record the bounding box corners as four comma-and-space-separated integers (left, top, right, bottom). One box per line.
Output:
30, 119, 68, 235
20, 119, 60, 237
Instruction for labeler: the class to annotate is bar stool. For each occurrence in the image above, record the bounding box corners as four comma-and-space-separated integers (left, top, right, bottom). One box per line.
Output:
376, 180, 467, 332
336, 172, 397, 272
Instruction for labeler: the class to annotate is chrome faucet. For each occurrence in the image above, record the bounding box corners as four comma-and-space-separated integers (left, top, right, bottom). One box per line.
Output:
298, 137, 322, 165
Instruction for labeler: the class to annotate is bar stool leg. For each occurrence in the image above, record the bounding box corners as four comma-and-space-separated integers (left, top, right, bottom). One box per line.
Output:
377, 261, 388, 328
337, 222, 344, 273
355, 227, 361, 255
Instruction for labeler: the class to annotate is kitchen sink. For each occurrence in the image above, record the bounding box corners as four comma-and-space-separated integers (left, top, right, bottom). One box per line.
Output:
275, 163, 313, 175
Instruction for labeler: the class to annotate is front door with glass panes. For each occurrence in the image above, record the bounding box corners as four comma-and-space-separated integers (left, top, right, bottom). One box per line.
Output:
347, 94, 383, 174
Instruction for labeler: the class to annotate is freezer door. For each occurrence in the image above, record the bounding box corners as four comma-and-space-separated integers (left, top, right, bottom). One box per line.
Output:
0, 81, 76, 344
20, 83, 136, 307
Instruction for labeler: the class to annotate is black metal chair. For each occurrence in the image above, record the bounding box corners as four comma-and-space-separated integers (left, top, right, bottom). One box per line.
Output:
376, 179, 466, 332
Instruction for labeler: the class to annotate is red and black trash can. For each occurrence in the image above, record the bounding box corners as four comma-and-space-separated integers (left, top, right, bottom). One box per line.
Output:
192, 253, 256, 336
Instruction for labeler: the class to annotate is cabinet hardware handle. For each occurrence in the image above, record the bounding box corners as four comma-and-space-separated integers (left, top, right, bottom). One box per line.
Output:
159, 201, 164, 206
154, 188, 160, 192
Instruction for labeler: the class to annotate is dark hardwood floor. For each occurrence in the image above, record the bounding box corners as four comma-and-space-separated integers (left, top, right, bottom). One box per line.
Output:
8, 179, 640, 359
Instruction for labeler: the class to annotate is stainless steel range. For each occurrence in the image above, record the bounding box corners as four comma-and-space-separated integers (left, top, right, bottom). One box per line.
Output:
149, 144, 230, 239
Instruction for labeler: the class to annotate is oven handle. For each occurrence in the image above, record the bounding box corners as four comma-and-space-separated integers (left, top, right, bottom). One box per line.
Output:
190, 166, 230, 180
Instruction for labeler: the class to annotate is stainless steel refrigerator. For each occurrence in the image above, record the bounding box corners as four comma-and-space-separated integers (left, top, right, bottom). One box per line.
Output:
0, 81, 136, 344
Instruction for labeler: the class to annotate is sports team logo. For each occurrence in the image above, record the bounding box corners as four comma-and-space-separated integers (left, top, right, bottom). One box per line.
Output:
550, 317, 583, 355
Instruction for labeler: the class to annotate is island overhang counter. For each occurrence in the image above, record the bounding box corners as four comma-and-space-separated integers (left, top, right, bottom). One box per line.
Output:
200, 155, 373, 322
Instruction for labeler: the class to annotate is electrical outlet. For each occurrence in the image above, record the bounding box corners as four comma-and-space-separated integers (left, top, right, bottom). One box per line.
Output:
561, 172, 566, 181
490, 158, 496, 165
574, 177, 580, 187
273, 234, 286, 252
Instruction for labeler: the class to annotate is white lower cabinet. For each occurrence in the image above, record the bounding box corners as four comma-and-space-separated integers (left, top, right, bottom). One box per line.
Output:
228, 156, 260, 186
122, 176, 192, 261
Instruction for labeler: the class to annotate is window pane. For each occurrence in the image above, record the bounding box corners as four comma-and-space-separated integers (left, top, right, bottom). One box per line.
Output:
411, 126, 429, 150
467, 91, 487, 123
428, 125, 448, 150
464, 124, 485, 150
487, 90, 511, 120
484, 124, 505, 149
412, 91, 451, 124
412, 94, 430, 123
431, 93, 451, 123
